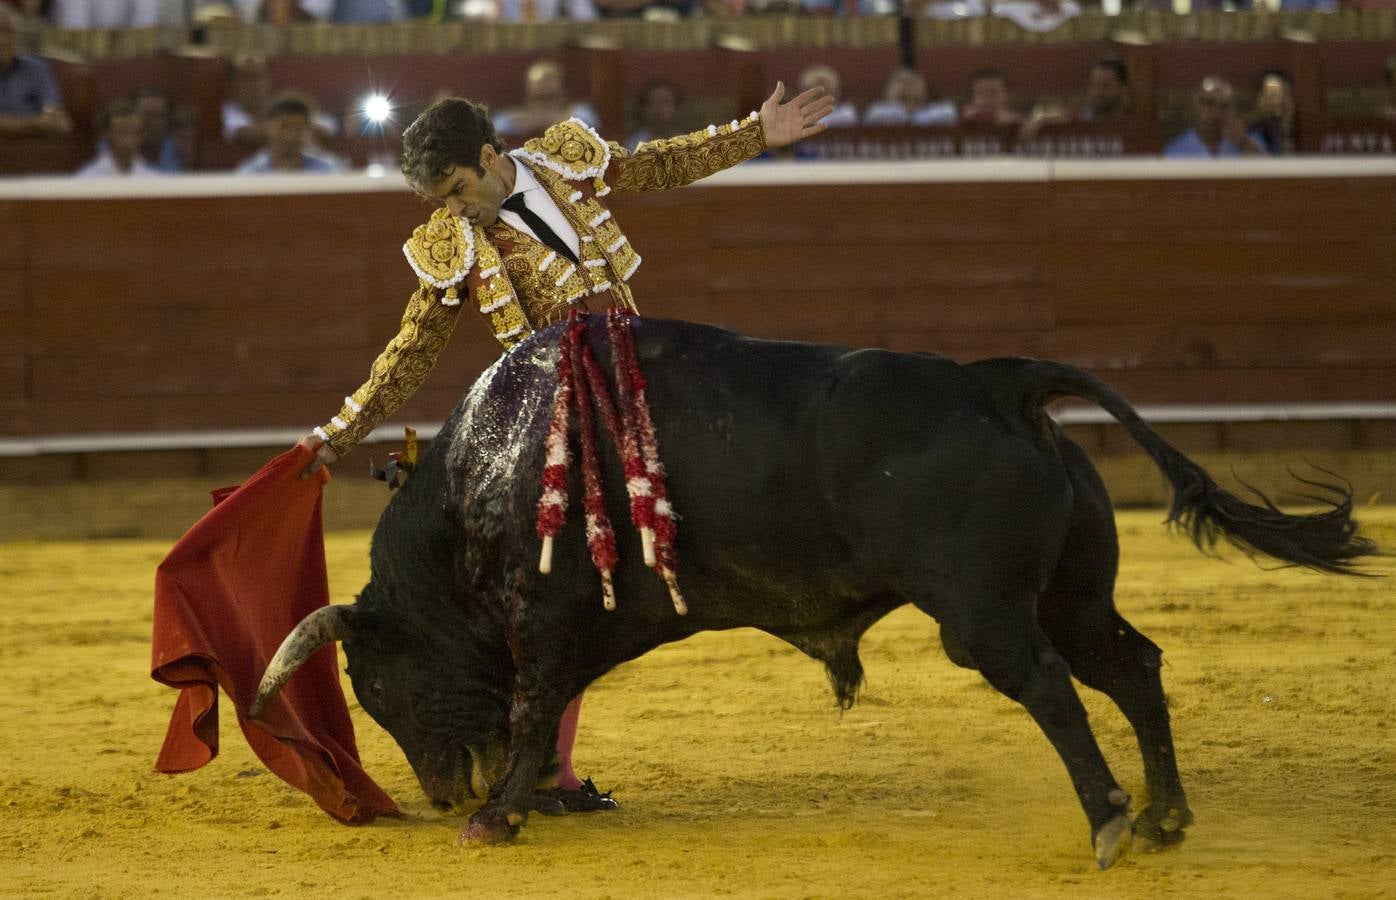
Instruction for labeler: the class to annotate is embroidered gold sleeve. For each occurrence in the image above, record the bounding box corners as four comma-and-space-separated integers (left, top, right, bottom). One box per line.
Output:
317, 284, 463, 457
610, 113, 766, 194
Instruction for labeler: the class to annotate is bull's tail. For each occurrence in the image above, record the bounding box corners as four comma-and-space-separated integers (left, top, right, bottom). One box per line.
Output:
983, 358, 1378, 574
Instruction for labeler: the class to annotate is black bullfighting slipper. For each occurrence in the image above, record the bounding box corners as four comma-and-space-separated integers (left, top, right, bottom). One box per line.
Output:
531, 778, 619, 816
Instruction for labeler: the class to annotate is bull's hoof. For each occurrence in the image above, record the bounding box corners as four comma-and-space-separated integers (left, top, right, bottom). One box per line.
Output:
1093, 814, 1134, 871
1135, 801, 1194, 849
458, 810, 519, 846
533, 777, 619, 816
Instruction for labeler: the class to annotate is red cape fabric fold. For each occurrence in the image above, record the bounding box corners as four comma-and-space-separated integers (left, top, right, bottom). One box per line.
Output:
151, 445, 400, 824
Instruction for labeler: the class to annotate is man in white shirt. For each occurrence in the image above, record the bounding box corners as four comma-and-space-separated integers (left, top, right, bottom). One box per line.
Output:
235, 92, 343, 174
76, 99, 162, 178
492, 0, 598, 21
51, 0, 174, 28
862, 68, 958, 127
492, 60, 600, 138
798, 65, 859, 129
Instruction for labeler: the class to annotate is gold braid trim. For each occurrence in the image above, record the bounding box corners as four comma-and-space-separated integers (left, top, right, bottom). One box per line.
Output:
473, 235, 538, 350
514, 119, 612, 182
610, 113, 765, 194
318, 283, 463, 457
402, 207, 474, 307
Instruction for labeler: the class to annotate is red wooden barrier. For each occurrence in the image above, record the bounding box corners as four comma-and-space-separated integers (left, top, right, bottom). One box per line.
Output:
2, 165, 1394, 440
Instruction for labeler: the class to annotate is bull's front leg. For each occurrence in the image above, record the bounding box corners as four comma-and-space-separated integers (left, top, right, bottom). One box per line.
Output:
459, 686, 570, 843
460, 573, 577, 845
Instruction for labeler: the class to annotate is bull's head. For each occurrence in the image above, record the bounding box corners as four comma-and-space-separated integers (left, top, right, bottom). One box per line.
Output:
250, 590, 511, 812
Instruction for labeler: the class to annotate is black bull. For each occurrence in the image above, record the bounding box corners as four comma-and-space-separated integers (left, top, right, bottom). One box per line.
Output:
253, 317, 1373, 869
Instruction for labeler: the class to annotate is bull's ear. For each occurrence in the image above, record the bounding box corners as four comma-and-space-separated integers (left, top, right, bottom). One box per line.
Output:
249, 603, 356, 718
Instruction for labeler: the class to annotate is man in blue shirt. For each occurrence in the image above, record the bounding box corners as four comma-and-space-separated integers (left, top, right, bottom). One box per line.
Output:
235, 92, 342, 174
1164, 76, 1263, 159
0, 6, 72, 137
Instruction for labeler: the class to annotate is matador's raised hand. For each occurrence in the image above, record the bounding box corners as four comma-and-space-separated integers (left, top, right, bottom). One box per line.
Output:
760, 82, 837, 149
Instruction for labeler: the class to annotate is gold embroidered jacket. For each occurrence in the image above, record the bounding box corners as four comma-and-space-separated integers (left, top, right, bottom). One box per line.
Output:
315, 112, 766, 456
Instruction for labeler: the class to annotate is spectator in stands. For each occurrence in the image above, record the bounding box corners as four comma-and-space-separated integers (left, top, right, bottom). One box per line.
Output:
990, 0, 1081, 33
960, 68, 1022, 126
191, 1, 260, 21
76, 99, 161, 177
1019, 56, 1128, 140
1279, 0, 1337, 9
1248, 70, 1296, 155
260, 0, 403, 22
1164, 77, 1263, 158
798, 64, 858, 128
131, 87, 186, 172
169, 105, 197, 169
861, 67, 957, 126
329, 0, 404, 19
1378, 55, 1396, 121
0, 5, 72, 137
1081, 57, 1129, 123
223, 53, 339, 150
493, 60, 599, 138
223, 54, 271, 145
916, 0, 1078, 31
235, 92, 342, 173
490, 0, 598, 21
591, 0, 695, 17
627, 78, 684, 147
50, 0, 176, 27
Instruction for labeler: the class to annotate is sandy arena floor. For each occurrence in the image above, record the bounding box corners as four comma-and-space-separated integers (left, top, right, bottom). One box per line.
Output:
1, 509, 1393, 899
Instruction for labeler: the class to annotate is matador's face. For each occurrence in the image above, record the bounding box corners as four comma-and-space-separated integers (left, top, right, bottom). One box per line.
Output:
424, 145, 513, 228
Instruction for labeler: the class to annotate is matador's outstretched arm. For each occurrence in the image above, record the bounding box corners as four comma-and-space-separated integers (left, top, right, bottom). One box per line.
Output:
606, 82, 834, 194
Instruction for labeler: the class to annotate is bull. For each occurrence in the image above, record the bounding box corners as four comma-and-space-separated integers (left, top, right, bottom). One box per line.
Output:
251, 317, 1373, 870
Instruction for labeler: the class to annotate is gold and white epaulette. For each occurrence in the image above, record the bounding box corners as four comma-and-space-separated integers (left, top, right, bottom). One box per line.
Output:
515, 118, 612, 183
402, 207, 475, 307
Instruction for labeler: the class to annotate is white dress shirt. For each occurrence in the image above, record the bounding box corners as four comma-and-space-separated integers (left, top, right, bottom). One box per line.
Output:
75, 153, 162, 178
493, 0, 597, 22
499, 153, 581, 260
862, 100, 959, 127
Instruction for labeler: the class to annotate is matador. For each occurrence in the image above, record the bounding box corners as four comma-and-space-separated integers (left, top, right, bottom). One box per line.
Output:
298, 82, 834, 810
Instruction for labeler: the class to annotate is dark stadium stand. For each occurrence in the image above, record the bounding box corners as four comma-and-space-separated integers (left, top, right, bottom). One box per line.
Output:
2, 12, 1394, 174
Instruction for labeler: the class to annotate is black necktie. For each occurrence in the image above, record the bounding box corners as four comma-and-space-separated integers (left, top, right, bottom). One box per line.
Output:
500, 193, 579, 266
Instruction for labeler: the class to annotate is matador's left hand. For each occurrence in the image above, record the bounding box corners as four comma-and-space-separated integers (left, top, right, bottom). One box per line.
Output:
760, 82, 837, 149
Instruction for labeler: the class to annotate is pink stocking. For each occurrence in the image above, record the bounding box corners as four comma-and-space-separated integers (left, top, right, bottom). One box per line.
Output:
554, 693, 584, 791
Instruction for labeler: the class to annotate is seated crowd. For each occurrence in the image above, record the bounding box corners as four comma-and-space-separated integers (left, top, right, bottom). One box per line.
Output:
3, 1, 1395, 176
4, 0, 1396, 28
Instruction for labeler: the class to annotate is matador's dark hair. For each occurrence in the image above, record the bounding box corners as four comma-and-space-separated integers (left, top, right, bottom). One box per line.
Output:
401, 97, 504, 192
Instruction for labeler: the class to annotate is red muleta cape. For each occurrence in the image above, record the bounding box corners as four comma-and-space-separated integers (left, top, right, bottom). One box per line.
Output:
150, 445, 399, 824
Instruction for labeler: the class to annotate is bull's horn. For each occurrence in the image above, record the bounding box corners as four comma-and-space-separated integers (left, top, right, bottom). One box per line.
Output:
249, 604, 354, 718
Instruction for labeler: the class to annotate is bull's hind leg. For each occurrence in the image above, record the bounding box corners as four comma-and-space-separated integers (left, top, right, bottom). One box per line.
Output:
1037, 439, 1193, 847
1041, 602, 1192, 847
946, 599, 1135, 869
903, 444, 1130, 867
